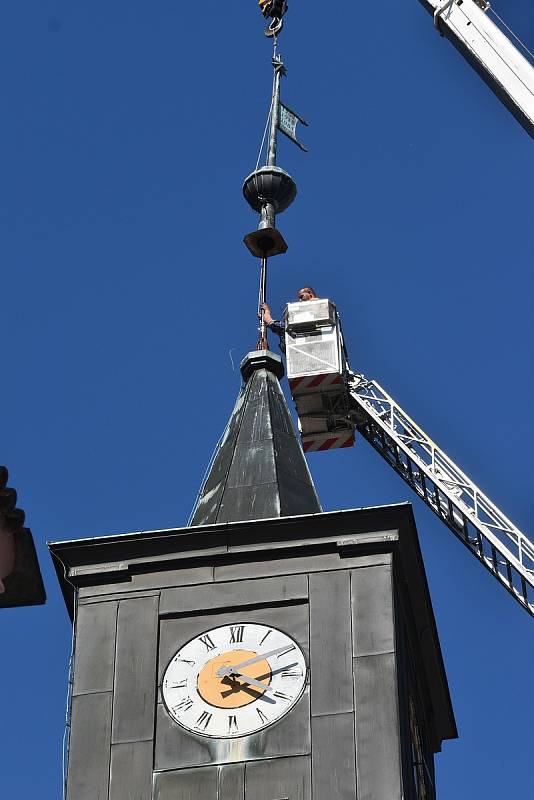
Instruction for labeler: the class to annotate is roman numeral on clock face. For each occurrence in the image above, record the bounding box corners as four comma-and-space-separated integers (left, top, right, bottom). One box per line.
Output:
274, 691, 292, 701
172, 697, 194, 714
228, 715, 239, 733
174, 656, 195, 666
229, 625, 245, 644
199, 633, 216, 652
276, 644, 296, 659
166, 678, 188, 690
259, 629, 272, 645
256, 708, 269, 724
195, 711, 212, 731
281, 667, 303, 679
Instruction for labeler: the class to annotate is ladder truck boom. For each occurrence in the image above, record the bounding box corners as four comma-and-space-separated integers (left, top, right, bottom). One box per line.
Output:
348, 375, 534, 617
283, 299, 534, 617
418, 0, 534, 137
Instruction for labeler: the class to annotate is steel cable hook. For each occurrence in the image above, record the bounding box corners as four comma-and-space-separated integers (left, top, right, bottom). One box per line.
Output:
266, 17, 284, 38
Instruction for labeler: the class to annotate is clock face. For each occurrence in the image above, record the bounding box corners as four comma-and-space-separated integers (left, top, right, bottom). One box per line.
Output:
161, 622, 307, 738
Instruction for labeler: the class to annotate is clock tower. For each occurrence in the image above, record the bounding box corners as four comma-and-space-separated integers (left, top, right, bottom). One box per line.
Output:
49, 6, 456, 798
50, 357, 456, 799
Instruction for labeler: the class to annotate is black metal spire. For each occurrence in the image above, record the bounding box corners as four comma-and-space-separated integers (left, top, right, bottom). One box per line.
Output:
243, 7, 306, 351
189, 352, 321, 526
189, 6, 319, 527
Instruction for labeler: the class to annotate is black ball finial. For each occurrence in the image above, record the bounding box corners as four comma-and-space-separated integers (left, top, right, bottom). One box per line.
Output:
243, 166, 297, 214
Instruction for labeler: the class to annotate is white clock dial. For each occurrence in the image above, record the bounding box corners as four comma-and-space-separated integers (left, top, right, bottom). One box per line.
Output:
161, 622, 307, 738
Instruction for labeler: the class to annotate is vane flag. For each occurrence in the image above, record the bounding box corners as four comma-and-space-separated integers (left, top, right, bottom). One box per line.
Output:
278, 102, 308, 152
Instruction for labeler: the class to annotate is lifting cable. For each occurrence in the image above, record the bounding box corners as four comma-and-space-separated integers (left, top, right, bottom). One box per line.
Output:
255, 96, 273, 175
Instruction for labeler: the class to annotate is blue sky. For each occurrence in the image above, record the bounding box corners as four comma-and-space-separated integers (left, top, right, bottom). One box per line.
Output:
1, 1, 533, 797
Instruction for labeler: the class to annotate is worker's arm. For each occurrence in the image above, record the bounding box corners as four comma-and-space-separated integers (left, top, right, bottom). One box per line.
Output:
259, 303, 286, 352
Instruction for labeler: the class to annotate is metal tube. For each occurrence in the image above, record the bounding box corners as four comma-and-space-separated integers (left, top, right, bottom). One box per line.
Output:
261, 257, 268, 308
267, 64, 281, 167
257, 256, 269, 350
258, 202, 276, 230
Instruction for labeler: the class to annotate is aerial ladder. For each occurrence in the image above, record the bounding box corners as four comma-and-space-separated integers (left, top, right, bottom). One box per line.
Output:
283, 299, 534, 617
420, 0, 534, 137
252, 1, 533, 615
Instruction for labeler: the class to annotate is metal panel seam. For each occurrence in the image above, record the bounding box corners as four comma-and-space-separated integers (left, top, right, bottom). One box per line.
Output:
106, 601, 119, 800
390, 566, 404, 799
152, 591, 162, 775
350, 571, 361, 799
306, 571, 312, 797
353, 648, 395, 659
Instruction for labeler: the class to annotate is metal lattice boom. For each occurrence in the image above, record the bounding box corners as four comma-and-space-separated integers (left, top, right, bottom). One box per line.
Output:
348, 375, 534, 616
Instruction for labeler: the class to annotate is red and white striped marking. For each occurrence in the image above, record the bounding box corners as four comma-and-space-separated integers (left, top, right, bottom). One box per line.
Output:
302, 431, 355, 452
289, 373, 343, 396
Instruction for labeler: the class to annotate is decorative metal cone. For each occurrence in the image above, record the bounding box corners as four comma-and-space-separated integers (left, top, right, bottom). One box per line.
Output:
189, 351, 321, 526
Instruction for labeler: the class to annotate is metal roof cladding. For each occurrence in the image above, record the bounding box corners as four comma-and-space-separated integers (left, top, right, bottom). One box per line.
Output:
189, 350, 321, 526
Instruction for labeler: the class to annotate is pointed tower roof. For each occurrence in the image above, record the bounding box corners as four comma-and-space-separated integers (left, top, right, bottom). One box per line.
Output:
190, 351, 321, 526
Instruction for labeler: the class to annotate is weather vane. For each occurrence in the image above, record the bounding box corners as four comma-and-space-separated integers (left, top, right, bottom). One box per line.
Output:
242, 0, 308, 351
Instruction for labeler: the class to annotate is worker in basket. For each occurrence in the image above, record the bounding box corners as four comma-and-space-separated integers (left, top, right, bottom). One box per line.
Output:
260, 286, 318, 352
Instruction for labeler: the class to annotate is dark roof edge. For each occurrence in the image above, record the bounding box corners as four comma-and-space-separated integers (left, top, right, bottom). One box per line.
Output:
48, 503, 412, 550
0, 466, 46, 608
1, 465, 27, 532
392, 506, 459, 747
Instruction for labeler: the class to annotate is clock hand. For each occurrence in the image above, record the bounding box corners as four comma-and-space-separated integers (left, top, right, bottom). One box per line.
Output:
223, 669, 274, 694
216, 645, 292, 677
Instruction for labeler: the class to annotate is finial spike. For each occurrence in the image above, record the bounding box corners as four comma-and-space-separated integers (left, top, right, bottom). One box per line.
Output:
257, 256, 269, 350
267, 54, 284, 167
242, 0, 301, 348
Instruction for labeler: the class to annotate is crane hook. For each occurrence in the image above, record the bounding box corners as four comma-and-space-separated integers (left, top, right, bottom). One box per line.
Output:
265, 17, 284, 38
258, 1, 288, 37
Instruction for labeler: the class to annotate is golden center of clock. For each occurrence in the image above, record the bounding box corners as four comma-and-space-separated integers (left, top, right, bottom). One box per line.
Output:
197, 649, 272, 709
